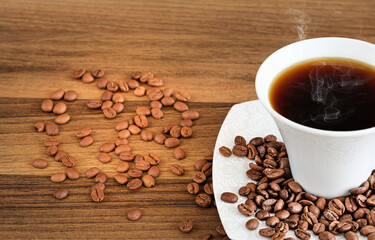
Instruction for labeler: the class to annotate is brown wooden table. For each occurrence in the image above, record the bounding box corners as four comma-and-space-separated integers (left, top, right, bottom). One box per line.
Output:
0, 0, 374, 239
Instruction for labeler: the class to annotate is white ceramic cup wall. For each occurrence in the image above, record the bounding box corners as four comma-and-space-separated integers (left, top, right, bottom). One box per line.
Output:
255, 37, 375, 199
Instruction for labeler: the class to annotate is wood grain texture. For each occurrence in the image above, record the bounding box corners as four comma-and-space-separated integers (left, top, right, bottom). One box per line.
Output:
0, 0, 374, 239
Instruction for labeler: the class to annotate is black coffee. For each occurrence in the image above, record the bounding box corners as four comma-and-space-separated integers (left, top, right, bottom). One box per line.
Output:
269, 58, 375, 131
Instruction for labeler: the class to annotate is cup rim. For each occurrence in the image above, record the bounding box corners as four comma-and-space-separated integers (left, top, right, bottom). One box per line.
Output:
255, 37, 375, 137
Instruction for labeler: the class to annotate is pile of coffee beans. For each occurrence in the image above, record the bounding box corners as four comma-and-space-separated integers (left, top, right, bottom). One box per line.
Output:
219, 134, 375, 240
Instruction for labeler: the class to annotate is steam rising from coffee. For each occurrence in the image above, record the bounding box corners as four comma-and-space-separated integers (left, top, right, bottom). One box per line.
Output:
288, 9, 311, 40
307, 62, 370, 126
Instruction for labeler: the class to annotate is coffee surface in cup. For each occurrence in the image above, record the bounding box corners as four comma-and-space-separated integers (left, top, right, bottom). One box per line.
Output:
270, 58, 375, 131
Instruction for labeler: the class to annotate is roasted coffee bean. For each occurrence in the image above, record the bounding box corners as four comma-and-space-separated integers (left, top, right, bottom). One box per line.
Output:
170, 164, 184, 176
139, 72, 153, 83
106, 81, 119, 92
87, 100, 102, 109
360, 225, 375, 236
51, 89, 65, 100
44, 137, 60, 146
61, 155, 75, 168
288, 181, 303, 193
264, 135, 277, 142
142, 175, 155, 188
221, 192, 238, 203
294, 229, 311, 240
148, 166, 160, 178
119, 152, 135, 161
173, 101, 189, 112
173, 148, 186, 160
203, 183, 214, 195
182, 110, 199, 120
250, 137, 265, 146
179, 219, 193, 233
113, 103, 124, 113
318, 231, 335, 240
75, 127, 91, 139
233, 145, 248, 157
356, 218, 367, 228
45, 122, 59, 136
316, 197, 327, 211
238, 186, 251, 196
86, 167, 100, 179
45, 145, 57, 156
92, 69, 104, 78
323, 209, 339, 221
192, 171, 206, 183
97, 78, 109, 89
368, 209, 375, 225
55, 113, 71, 125
127, 178, 143, 190
115, 122, 129, 131
133, 86, 146, 96
112, 92, 124, 103
247, 144, 258, 159
114, 144, 132, 155
288, 202, 303, 213
53, 188, 68, 200
272, 231, 286, 240
256, 210, 270, 220
135, 160, 150, 171
147, 87, 163, 101
369, 232, 375, 240
161, 96, 175, 106
32, 158, 48, 169
51, 172, 66, 183
246, 169, 262, 181
53, 102, 67, 115
79, 136, 94, 147
97, 152, 111, 163
264, 168, 285, 179
201, 163, 212, 177
180, 126, 193, 138
169, 126, 181, 138
259, 228, 276, 237
194, 159, 208, 171
164, 137, 180, 148
116, 162, 130, 173
99, 142, 115, 153
187, 182, 200, 194
91, 188, 104, 202
219, 146, 232, 157
118, 129, 131, 139
41, 99, 54, 112
131, 71, 142, 80
356, 195, 367, 207
103, 107, 117, 119
127, 79, 139, 89
153, 133, 166, 144
350, 181, 370, 195
180, 119, 193, 127
246, 218, 259, 230
118, 81, 130, 92
139, 129, 152, 141
128, 125, 141, 135
215, 225, 226, 236
344, 231, 359, 240
82, 72, 94, 83
328, 198, 346, 216
313, 223, 326, 235
150, 108, 163, 119
308, 205, 321, 218
275, 222, 289, 233
196, 193, 211, 208
128, 168, 143, 178
276, 210, 290, 220
34, 121, 45, 132
64, 90, 78, 102
301, 212, 318, 226
238, 203, 255, 217
367, 195, 375, 206
101, 100, 113, 110
66, 167, 80, 180
54, 150, 67, 162
150, 100, 162, 109
101, 90, 113, 101
72, 68, 86, 79
144, 153, 160, 165
162, 88, 173, 97
175, 91, 191, 102
95, 172, 107, 183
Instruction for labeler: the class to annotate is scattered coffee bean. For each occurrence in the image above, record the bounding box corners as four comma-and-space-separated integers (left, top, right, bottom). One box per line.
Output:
106, 81, 119, 92
32, 158, 48, 169
114, 174, 128, 185
66, 168, 80, 180
180, 126, 192, 138
173, 101, 189, 112
318, 231, 335, 240
97, 152, 111, 163
180, 119, 193, 127
196, 193, 211, 208
148, 166, 160, 178
142, 175, 155, 188
127, 178, 143, 190
233, 145, 248, 157
118, 81, 129, 92
182, 110, 199, 120
51, 89, 65, 100
53, 188, 68, 200
127, 209, 143, 221
41, 99, 53, 112
118, 129, 131, 139
170, 164, 184, 176
55, 113, 71, 124
187, 182, 200, 194
46, 145, 58, 156
116, 162, 130, 173
101, 90, 113, 101
173, 148, 186, 160
54, 150, 67, 162
82, 72, 94, 83
80, 136, 94, 147
45, 122, 59, 136
154, 133, 166, 144
53, 102, 67, 115
202, 233, 212, 240
192, 171, 206, 183
103, 107, 117, 119
101, 100, 113, 110
259, 228, 276, 237
95, 172, 108, 183
86, 167, 100, 179
128, 168, 143, 178
92, 69, 104, 78
34, 121, 45, 132
246, 218, 259, 230
87, 100, 102, 109
175, 91, 191, 102
115, 122, 129, 131
91, 188, 104, 202
134, 86, 146, 96
44, 137, 60, 146
179, 219, 194, 233
115, 144, 132, 155
97, 78, 109, 89
165, 137, 180, 148
51, 172, 66, 183
64, 90, 78, 102
219, 146, 232, 157
221, 192, 238, 203
72, 68, 86, 79
99, 142, 115, 153
61, 155, 76, 168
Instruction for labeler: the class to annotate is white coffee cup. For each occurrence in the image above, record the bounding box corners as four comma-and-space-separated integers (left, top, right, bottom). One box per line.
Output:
255, 37, 375, 199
